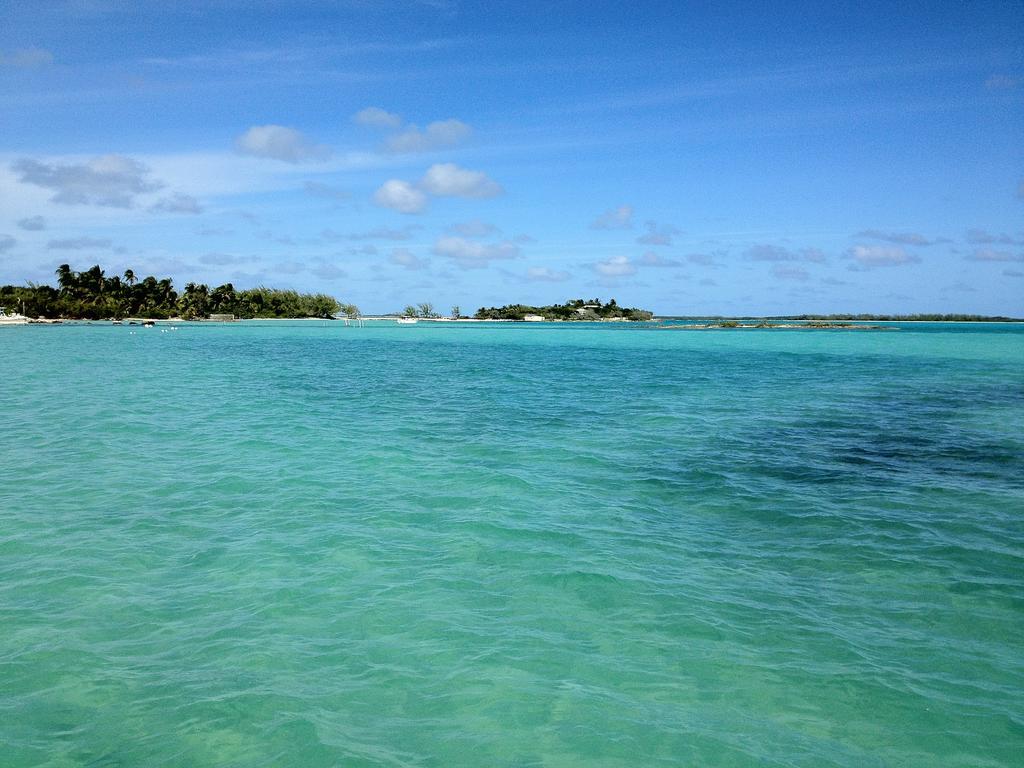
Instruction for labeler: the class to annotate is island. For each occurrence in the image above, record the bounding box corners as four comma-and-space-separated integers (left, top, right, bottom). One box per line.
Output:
474, 298, 653, 321
0, 264, 356, 320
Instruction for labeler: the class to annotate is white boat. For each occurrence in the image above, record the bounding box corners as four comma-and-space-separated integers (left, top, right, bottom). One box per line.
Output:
0, 310, 29, 326
396, 317, 418, 324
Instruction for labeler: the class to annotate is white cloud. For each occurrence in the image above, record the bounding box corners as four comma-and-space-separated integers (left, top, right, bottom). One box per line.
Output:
343, 225, 420, 241
847, 244, 920, 269
447, 219, 499, 237
234, 125, 330, 163
942, 280, 977, 293
258, 229, 295, 245
966, 229, 1024, 246
592, 255, 637, 277
746, 244, 825, 262
47, 237, 114, 250
385, 119, 471, 153
433, 236, 520, 269
590, 205, 633, 230
199, 252, 253, 266
419, 163, 503, 198
12, 155, 164, 208
373, 179, 428, 214
686, 253, 716, 266
526, 266, 571, 282
966, 248, 1024, 262
353, 107, 402, 128
272, 261, 305, 275
771, 264, 809, 281
856, 229, 940, 246
639, 251, 682, 268
149, 193, 203, 214
371, 164, 502, 212
1, 48, 53, 69
389, 248, 428, 270
0, 234, 15, 252
637, 221, 679, 246
747, 244, 788, 260
16, 216, 46, 231
310, 260, 346, 281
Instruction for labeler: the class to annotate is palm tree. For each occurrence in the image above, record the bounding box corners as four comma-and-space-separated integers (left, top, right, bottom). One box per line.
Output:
81, 265, 105, 299
157, 278, 176, 314
123, 269, 136, 287
210, 283, 236, 313
179, 282, 210, 319
139, 276, 159, 315
55, 264, 74, 294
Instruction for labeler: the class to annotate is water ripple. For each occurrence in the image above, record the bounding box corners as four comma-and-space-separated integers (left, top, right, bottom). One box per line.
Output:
1, 322, 1022, 766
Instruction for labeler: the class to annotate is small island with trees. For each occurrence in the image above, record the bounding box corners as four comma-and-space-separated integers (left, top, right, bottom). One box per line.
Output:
0, 264, 354, 320
474, 298, 654, 321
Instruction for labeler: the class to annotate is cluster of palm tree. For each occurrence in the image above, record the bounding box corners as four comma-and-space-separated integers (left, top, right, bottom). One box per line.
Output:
0, 264, 346, 320
177, 282, 346, 320
52, 264, 178, 318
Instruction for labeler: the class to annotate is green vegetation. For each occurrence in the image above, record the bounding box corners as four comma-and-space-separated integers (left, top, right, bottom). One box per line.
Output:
401, 302, 440, 318
0, 264, 344, 320
474, 298, 653, 321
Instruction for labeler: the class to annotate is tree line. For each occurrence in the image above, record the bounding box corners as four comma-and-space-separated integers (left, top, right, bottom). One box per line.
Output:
0, 264, 351, 320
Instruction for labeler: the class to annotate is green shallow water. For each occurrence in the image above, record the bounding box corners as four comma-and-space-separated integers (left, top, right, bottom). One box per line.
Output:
1, 321, 1022, 767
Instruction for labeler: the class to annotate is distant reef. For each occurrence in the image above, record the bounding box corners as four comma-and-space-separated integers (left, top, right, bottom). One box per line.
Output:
661, 314, 1021, 323
662, 321, 895, 330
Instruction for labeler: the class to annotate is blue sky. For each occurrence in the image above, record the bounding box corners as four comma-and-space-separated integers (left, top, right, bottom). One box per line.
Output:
1, 0, 1022, 315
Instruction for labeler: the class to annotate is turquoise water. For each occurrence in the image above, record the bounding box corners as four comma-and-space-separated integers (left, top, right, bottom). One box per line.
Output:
2, 321, 1022, 767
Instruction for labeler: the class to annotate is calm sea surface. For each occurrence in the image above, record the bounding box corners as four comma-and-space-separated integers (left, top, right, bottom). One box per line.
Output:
2, 321, 1022, 767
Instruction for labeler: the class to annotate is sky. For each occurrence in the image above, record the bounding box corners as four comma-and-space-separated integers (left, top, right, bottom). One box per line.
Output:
1, 0, 1022, 316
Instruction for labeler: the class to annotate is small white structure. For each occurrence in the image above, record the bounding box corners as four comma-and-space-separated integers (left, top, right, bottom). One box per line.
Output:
523, 314, 545, 322
0, 309, 28, 326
